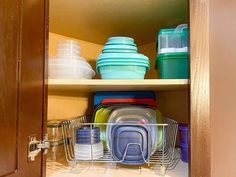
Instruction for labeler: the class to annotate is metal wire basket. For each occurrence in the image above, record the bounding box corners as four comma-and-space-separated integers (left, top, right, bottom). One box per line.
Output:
61, 115, 179, 175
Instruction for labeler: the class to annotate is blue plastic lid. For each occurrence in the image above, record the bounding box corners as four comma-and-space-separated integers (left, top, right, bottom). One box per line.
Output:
76, 138, 100, 144
76, 127, 100, 134
111, 125, 150, 165
94, 91, 156, 107
178, 124, 189, 131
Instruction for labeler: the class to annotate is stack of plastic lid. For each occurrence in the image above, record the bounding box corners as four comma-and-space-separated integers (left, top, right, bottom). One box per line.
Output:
49, 40, 95, 79
96, 37, 150, 79
155, 24, 189, 79
178, 124, 189, 163
74, 127, 103, 160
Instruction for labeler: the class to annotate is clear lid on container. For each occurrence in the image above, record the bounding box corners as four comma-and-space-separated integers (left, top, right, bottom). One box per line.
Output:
106, 106, 158, 154
111, 125, 150, 164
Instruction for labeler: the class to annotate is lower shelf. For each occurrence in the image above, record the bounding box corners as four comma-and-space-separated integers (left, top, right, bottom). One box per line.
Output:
46, 159, 188, 177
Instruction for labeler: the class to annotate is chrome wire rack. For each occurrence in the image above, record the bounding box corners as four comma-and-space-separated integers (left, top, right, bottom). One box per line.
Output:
61, 116, 179, 175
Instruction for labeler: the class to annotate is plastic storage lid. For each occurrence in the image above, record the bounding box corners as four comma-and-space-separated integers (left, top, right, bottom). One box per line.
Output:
97, 57, 150, 63
98, 53, 149, 60
111, 125, 150, 165
101, 98, 157, 107
102, 49, 137, 53
102, 44, 137, 51
158, 26, 189, 35
178, 124, 189, 131
155, 52, 189, 69
106, 106, 158, 154
96, 63, 150, 73
94, 91, 156, 107
96, 61, 150, 67
107, 36, 134, 42
96, 59, 150, 65
76, 127, 100, 133
96, 59, 150, 66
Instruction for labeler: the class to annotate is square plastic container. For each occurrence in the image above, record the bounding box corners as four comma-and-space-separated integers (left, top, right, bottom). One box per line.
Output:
98, 65, 147, 79
155, 52, 189, 79
157, 24, 188, 54
111, 125, 151, 165
180, 143, 188, 163
178, 124, 189, 145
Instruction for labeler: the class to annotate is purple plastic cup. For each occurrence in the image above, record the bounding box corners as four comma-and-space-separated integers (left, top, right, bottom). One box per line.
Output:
178, 124, 189, 145
180, 143, 188, 163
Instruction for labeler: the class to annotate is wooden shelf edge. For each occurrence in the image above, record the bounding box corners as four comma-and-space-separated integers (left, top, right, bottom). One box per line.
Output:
48, 79, 189, 92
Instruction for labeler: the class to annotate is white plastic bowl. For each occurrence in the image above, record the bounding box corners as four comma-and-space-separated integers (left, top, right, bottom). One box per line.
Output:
49, 59, 95, 79
49, 64, 95, 79
49, 58, 92, 68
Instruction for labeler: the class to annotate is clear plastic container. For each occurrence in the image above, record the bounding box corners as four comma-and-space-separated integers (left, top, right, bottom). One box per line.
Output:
47, 120, 64, 142
157, 24, 188, 54
49, 58, 92, 69
106, 106, 158, 154
56, 40, 81, 58
47, 140, 65, 162
49, 59, 95, 79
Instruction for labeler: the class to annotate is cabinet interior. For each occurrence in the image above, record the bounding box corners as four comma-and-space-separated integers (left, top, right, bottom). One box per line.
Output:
47, 0, 189, 176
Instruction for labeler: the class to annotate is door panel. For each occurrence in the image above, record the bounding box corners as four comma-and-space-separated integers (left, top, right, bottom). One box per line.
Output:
0, 1, 20, 176
0, 0, 47, 177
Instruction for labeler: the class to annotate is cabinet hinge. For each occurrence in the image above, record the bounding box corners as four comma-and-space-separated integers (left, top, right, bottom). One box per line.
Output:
28, 134, 50, 162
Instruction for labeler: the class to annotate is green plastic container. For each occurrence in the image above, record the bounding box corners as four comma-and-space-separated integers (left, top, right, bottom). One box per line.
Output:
155, 52, 189, 79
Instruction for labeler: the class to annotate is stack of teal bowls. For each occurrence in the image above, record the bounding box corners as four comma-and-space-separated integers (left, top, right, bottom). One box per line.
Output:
96, 37, 150, 79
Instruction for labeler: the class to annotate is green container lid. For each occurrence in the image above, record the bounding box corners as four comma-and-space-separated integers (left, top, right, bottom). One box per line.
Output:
155, 52, 189, 69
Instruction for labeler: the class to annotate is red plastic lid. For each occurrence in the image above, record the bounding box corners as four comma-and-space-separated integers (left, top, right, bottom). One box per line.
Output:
101, 98, 157, 107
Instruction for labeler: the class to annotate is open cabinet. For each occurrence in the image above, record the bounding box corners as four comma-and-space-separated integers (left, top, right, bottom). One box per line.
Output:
46, 0, 190, 177
1, 0, 236, 177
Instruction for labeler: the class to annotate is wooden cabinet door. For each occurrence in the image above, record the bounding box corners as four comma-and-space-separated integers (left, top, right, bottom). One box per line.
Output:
0, 0, 47, 177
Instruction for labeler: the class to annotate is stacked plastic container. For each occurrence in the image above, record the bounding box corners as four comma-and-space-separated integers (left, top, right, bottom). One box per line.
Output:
96, 37, 150, 79
178, 124, 189, 163
49, 40, 95, 79
74, 127, 103, 160
155, 24, 189, 79
92, 91, 164, 165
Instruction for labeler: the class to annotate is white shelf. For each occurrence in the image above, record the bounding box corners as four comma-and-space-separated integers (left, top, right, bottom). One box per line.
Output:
48, 79, 189, 92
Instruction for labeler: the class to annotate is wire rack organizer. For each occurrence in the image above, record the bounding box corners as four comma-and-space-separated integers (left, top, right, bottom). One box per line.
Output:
61, 115, 179, 175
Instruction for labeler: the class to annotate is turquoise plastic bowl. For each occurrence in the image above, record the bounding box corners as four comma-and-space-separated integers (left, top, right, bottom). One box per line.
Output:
102, 49, 137, 53
98, 65, 147, 80
108, 37, 134, 43
96, 62, 150, 70
103, 44, 137, 51
102, 44, 138, 53
98, 53, 149, 60
105, 41, 136, 46
96, 58, 150, 65
106, 37, 136, 46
